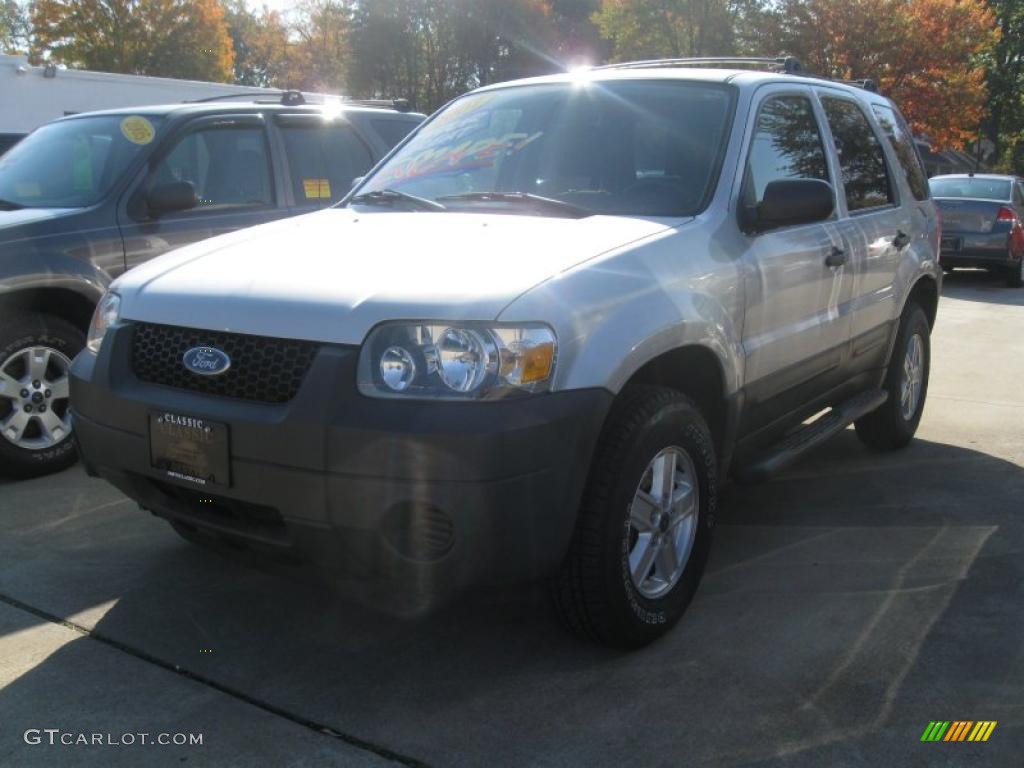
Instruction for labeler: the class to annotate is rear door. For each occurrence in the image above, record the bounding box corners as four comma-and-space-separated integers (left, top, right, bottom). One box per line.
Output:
816, 91, 906, 376
273, 115, 376, 211
120, 114, 289, 270
737, 86, 854, 436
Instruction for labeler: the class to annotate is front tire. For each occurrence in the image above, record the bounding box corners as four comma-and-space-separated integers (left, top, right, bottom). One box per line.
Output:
551, 387, 716, 649
0, 313, 83, 478
855, 303, 930, 451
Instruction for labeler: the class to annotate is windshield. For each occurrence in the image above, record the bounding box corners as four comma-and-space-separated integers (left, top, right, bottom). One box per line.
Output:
929, 177, 1012, 202
354, 80, 734, 217
0, 115, 162, 208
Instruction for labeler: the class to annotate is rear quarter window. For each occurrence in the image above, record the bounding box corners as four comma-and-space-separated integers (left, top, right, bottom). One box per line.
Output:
871, 104, 929, 201
370, 119, 419, 149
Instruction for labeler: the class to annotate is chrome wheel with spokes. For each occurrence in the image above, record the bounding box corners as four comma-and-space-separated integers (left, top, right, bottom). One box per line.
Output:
627, 446, 699, 599
0, 346, 73, 450
900, 333, 924, 421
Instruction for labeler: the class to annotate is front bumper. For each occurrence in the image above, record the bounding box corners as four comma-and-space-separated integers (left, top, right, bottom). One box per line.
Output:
71, 323, 611, 598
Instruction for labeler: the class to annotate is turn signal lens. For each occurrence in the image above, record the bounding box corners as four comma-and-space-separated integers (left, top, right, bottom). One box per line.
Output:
86, 292, 121, 354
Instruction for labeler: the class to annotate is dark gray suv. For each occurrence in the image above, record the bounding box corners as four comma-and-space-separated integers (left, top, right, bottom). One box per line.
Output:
0, 93, 424, 477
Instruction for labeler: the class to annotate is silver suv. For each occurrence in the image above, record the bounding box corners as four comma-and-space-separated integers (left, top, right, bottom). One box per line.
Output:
70, 58, 941, 648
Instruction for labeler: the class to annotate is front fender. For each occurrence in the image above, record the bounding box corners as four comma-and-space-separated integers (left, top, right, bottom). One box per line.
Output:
498, 226, 744, 396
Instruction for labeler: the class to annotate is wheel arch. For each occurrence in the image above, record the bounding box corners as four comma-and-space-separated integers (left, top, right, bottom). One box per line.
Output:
614, 344, 734, 474
905, 274, 939, 329
0, 285, 100, 332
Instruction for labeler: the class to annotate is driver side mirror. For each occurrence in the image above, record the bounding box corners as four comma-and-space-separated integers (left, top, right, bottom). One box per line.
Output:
748, 179, 835, 232
147, 181, 197, 216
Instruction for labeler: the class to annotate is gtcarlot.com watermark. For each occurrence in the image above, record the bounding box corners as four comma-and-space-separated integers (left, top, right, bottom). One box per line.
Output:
24, 729, 202, 747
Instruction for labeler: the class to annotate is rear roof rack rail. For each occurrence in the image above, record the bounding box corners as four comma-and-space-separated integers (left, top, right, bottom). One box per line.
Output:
593, 56, 804, 74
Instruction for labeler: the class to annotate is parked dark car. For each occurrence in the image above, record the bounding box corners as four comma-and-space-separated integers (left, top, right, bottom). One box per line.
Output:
0, 93, 425, 477
930, 173, 1024, 288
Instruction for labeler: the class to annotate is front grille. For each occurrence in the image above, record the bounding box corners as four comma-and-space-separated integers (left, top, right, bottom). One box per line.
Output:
131, 322, 318, 404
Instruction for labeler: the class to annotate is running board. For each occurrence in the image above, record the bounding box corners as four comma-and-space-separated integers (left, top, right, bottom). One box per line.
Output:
734, 389, 888, 483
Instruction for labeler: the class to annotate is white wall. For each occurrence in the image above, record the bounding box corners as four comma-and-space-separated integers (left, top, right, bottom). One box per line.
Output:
3, 56, 283, 134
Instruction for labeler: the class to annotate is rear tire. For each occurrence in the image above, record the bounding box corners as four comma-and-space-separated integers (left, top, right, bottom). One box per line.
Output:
1007, 256, 1023, 288
855, 303, 930, 451
551, 386, 716, 649
0, 312, 84, 479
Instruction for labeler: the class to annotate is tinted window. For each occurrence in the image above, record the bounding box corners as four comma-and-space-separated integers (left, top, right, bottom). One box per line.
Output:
928, 177, 1013, 201
872, 104, 928, 201
1015, 183, 1024, 207
281, 122, 374, 207
151, 125, 272, 211
744, 95, 830, 206
0, 115, 163, 208
821, 97, 893, 211
371, 119, 418, 149
359, 82, 735, 217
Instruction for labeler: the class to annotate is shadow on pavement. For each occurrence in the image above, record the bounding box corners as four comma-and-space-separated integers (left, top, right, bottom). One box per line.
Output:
0, 431, 1021, 766
942, 268, 1024, 306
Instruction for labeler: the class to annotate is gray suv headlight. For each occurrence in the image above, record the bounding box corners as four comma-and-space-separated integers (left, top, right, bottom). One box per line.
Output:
86, 292, 120, 354
357, 323, 556, 400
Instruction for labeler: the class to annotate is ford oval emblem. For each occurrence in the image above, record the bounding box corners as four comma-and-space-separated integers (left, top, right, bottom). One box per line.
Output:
182, 347, 231, 376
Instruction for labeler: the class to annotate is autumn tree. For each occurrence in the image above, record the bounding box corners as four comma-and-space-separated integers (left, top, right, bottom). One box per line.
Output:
222, 0, 289, 87
1, 0, 29, 54
592, 0, 737, 61
31, 0, 234, 82
752, 0, 998, 148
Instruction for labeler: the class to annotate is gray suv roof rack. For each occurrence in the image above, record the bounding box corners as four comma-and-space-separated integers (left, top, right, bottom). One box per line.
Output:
590, 56, 880, 93
593, 56, 804, 74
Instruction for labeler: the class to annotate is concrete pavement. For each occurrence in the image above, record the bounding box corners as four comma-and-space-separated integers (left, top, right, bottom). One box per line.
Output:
1, 269, 1021, 767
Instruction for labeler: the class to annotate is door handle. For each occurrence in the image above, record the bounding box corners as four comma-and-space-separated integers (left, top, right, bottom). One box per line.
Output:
893, 230, 911, 250
826, 246, 847, 267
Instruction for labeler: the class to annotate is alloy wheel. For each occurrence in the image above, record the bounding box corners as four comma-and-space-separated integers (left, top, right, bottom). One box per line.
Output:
0, 346, 73, 450
626, 446, 700, 600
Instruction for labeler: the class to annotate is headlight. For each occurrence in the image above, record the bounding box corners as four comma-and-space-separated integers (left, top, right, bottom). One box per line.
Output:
86, 292, 120, 354
357, 323, 556, 400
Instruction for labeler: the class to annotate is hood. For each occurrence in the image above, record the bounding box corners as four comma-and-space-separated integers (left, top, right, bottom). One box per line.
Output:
115, 208, 677, 345
0, 208, 78, 241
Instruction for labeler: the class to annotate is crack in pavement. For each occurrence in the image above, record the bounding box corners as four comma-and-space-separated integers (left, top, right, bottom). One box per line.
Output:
0, 590, 430, 768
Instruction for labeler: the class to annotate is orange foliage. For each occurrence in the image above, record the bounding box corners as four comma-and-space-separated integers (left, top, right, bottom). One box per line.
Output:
764, 0, 999, 148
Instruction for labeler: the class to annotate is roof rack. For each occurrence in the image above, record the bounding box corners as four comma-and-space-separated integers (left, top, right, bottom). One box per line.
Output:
590, 56, 882, 93
594, 56, 804, 74
188, 90, 412, 111
839, 78, 878, 92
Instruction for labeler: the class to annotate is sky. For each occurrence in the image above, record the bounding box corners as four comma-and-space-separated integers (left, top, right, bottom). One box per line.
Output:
246, 0, 301, 15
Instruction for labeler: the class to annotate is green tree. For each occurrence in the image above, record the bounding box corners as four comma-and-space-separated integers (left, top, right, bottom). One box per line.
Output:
592, 0, 736, 61
285, 0, 351, 92
222, 0, 290, 87
983, 0, 1024, 170
31, 0, 235, 81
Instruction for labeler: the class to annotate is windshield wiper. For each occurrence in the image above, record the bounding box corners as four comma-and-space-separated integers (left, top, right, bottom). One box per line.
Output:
349, 189, 446, 212
0, 199, 25, 211
436, 192, 591, 219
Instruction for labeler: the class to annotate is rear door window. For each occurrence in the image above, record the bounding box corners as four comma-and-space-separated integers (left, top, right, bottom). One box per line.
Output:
871, 104, 929, 201
150, 124, 273, 212
820, 96, 894, 212
279, 120, 374, 208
